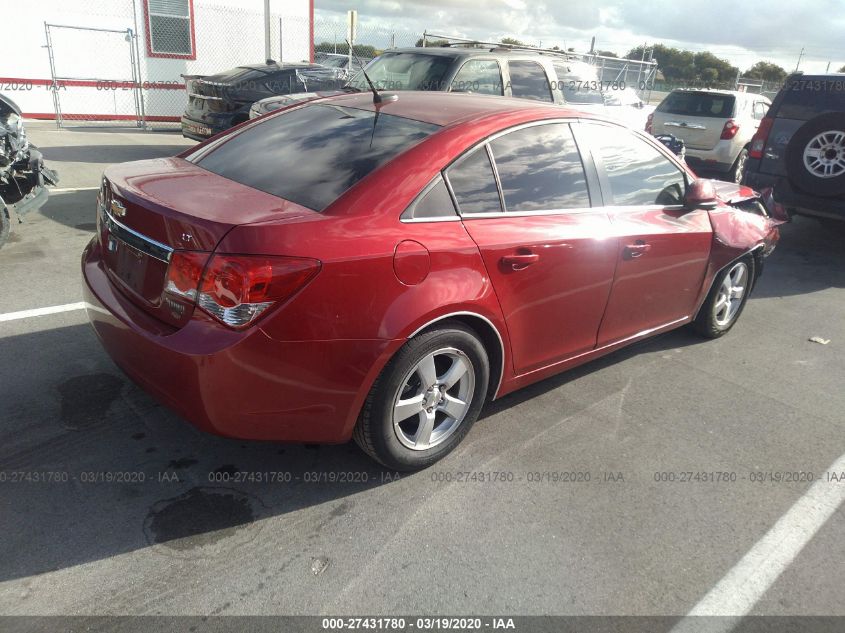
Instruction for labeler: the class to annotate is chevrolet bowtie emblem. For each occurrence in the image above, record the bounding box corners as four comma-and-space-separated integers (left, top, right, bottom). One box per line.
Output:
110, 199, 127, 218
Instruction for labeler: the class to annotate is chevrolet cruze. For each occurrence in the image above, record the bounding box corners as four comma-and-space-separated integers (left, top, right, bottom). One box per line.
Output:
83, 91, 781, 470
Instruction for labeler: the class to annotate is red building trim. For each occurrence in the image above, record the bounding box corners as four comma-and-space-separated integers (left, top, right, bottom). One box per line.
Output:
23, 113, 179, 122
309, 0, 315, 63
142, 0, 197, 60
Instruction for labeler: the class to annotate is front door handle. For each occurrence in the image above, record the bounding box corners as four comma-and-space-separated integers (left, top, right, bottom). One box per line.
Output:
501, 253, 539, 270
624, 242, 652, 259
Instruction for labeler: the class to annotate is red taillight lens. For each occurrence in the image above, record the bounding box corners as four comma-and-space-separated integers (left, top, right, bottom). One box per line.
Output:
165, 251, 210, 300
645, 113, 654, 134
720, 119, 740, 140
749, 116, 774, 159
196, 255, 320, 329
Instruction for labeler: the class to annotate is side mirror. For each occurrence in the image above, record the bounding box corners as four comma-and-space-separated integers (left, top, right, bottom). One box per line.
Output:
685, 179, 719, 210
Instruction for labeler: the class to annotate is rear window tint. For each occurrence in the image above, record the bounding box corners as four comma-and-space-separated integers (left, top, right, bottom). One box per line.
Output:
657, 91, 736, 118
194, 104, 440, 211
776, 78, 845, 120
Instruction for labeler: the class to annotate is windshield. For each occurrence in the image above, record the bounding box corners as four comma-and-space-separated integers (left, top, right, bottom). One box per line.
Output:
195, 104, 441, 211
658, 91, 736, 118
346, 52, 456, 92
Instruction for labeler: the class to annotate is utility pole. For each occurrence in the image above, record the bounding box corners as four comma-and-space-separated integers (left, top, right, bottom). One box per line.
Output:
795, 47, 804, 71
264, 0, 271, 61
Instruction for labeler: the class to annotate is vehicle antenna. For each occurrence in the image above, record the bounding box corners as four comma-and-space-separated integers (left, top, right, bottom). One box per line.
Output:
345, 39, 397, 104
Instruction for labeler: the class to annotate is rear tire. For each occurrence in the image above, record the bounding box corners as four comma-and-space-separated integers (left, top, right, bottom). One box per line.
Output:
0, 207, 10, 251
728, 148, 749, 184
353, 323, 489, 471
693, 256, 754, 339
786, 112, 845, 197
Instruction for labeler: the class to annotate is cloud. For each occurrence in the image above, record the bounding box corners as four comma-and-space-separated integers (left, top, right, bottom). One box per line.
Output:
313, 0, 845, 72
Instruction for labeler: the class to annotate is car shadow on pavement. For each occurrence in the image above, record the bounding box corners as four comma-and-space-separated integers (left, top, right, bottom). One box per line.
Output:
0, 323, 396, 583
753, 215, 845, 299
38, 144, 192, 164
38, 189, 100, 231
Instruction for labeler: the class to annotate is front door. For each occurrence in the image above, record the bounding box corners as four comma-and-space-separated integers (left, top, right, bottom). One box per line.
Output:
578, 122, 712, 346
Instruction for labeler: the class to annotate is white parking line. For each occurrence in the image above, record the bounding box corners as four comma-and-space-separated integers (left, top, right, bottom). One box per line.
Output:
670, 451, 845, 633
0, 302, 87, 322
51, 187, 99, 193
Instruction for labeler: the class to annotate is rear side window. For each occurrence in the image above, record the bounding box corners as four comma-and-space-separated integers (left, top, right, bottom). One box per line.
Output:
658, 91, 736, 118
402, 177, 457, 220
753, 101, 769, 120
489, 123, 590, 211
508, 61, 553, 102
552, 60, 604, 105
585, 124, 686, 206
195, 104, 440, 211
446, 147, 503, 214
451, 60, 504, 96
776, 78, 845, 120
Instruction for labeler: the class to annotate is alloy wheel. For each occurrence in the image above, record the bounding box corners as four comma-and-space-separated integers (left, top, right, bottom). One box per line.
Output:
392, 347, 475, 451
803, 130, 845, 179
713, 262, 748, 327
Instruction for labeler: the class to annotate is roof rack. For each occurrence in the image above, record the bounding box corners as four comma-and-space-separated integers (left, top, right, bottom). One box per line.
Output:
420, 32, 658, 70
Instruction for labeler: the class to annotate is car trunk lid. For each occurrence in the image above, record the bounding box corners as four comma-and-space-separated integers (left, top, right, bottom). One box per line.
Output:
653, 91, 737, 151
99, 156, 311, 328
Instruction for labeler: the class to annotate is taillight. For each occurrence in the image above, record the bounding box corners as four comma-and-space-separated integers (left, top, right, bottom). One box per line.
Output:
720, 119, 740, 140
164, 251, 210, 300
645, 113, 654, 134
749, 116, 774, 159
195, 254, 320, 329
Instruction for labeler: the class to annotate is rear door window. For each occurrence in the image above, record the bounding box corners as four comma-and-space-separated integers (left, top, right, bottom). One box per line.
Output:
451, 60, 504, 96
585, 124, 687, 206
489, 123, 591, 211
445, 147, 503, 214
194, 104, 440, 211
552, 60, 604, 105
657, 91, 736, 118
776, 78, 845, 120
508, 60, 553, 102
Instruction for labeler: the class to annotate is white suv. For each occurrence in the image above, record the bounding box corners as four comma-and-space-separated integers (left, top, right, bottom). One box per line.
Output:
648, 89, 771, 183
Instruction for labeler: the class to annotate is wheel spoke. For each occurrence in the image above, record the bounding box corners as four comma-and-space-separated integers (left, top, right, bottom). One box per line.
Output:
440, 394, 468, 420
413, 410, 436, 448
439, 356, 469, 389
416, 354, 437, 388
394, 393, 425, 424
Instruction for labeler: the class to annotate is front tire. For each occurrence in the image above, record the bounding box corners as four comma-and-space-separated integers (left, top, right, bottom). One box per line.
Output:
353, 323, 489, 471
693, 257, 754, 338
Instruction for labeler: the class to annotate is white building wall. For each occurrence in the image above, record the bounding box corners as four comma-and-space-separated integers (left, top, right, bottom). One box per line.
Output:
1, 0, 311, 121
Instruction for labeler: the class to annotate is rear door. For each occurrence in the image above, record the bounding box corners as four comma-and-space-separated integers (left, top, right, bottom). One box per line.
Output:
446, 121, 618, 374
653, 91, 736, 151
578, 122, 712, 345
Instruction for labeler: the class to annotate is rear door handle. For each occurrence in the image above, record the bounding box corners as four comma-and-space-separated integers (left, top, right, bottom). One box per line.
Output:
501, 253, 539, 270
624, 242, 651, 259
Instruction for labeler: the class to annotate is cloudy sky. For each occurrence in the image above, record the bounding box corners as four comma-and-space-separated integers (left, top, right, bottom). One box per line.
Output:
314, 0, 845, 74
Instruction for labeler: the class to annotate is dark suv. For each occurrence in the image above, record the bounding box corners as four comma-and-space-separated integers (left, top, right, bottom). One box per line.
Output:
250, 47, 649, 129
180, 62, 343, 140
742, 73, 845, 223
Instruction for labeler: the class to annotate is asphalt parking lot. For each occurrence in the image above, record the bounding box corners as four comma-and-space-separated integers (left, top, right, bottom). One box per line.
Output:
1, 123, 844, 620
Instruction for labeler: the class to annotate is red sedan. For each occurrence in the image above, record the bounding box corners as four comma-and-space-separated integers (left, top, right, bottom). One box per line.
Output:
82, 91, 781, 470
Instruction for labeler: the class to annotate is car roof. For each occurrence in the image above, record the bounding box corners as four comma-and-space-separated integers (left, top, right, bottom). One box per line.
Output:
304, 90, 593, 127
385, 46, 550, 59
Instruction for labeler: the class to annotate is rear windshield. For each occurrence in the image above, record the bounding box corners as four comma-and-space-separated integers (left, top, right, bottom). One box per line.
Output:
194, 104, 441, 211
213, 66, 273, 83
776, 78, 845, 120
347, 52, 455, 91
657, 91, 736, 118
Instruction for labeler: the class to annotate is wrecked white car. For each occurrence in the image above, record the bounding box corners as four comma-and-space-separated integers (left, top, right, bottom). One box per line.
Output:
1, 94, 59, 249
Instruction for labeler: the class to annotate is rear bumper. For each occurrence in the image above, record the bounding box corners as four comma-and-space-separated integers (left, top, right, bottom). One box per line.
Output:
81, 237, 393, 443
685, 141, 741, 173
180, 111, 238, 140
743, 165, 845, 220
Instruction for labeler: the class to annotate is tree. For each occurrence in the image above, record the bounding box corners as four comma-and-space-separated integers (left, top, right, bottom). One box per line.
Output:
500, 37, 525, 46
626, 44, 738, 84
838, 64, 845, 73
315, 41, 378, 58
595, 50, 618, 58
744, 61, 787, 83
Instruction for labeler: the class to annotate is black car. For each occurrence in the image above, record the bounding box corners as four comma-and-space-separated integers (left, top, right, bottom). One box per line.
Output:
742, 73, 845, 224
180, 61, 343, 140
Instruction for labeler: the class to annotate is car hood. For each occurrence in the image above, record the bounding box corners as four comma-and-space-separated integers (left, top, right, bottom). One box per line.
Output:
0, 94, 22, 117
